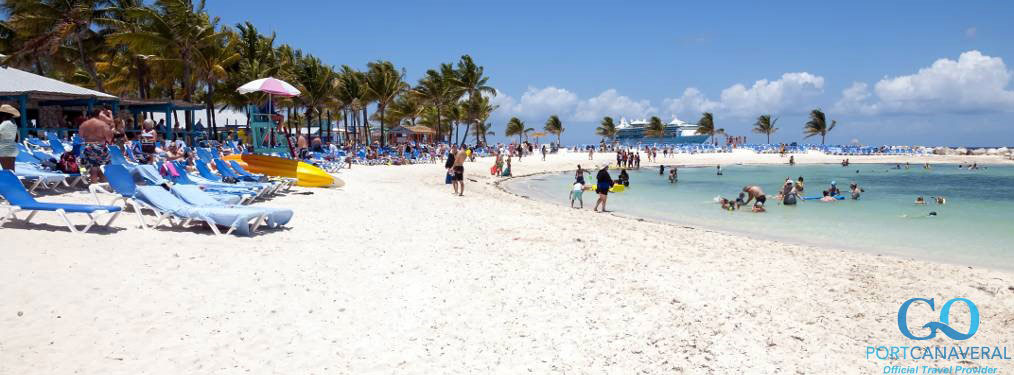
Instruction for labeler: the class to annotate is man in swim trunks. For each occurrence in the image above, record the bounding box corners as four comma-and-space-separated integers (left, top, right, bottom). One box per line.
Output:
742, 185, 766, 208
78, 109, 113, 182
452, 145, 467, 196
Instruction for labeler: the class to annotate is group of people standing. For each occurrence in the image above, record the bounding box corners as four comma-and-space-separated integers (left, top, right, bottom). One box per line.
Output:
615, 149, 640, 169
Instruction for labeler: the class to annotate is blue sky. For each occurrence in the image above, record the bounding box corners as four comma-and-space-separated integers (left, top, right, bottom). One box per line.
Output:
205, 1, 1014, 146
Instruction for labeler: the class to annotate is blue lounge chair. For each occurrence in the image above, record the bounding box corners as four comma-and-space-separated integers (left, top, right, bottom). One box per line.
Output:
133, 184, 269, 236
87, 164, 150, 229
0, 170, 121, 233
135, 166, 291, 228
134, 164, 248, 205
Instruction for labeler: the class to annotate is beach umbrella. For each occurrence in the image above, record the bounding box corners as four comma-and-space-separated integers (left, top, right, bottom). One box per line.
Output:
236, 77, 301, 113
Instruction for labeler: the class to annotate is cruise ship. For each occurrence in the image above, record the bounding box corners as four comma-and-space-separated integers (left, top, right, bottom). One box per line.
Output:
614, 116, 710, 145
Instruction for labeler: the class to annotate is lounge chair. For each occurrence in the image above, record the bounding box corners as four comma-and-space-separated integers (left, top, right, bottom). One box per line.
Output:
0, 170, 121, 233
135, 164, 249, 205
135, 166, 291, 229
133, 185, 269, 236
196, 161, 277, 196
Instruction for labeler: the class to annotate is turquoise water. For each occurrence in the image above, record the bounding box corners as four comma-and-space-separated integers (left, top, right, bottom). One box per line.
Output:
503, 164, 1014, 269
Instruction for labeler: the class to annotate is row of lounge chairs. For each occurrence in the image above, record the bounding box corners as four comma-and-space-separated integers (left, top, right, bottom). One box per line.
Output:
2, 139, 296, 236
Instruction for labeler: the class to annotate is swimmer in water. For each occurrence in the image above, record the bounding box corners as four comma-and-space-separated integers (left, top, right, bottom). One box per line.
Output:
668, 167, 678, 184
719, 197, 735, 211
849, 182, 864, 200
659, 165, 665, 175
820, 190, 837, 202
828, 181, 840, 196
796, 176, 805, 193
932, 196, 946, 205
716, 165, 723, 176
914, 196, 926, 205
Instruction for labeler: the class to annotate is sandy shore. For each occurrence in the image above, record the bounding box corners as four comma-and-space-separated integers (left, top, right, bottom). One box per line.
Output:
2, 151, 1013, 374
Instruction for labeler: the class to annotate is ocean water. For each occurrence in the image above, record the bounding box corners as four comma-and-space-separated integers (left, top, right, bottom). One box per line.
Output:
503, 164, 1014, 269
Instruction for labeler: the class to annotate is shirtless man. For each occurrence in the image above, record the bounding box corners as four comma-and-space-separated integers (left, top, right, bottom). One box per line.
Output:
452, 146, 467, 196
296, 134, 309, 159
78, 109, 114, 182
741, 185, 767, 208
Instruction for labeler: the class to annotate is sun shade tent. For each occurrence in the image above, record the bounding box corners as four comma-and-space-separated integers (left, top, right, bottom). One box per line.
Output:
0, 65, 119, 139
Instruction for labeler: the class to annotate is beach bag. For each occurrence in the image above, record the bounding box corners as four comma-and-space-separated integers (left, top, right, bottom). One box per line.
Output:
160, 161, 181, 178
445, 172, 453, 184
58, 152, 79, 174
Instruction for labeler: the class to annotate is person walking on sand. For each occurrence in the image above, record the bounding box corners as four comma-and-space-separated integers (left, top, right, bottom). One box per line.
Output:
452, 146, 467, 196
594, 165, 613, 212
0, 104, 21, 171
445, 144, 457, 189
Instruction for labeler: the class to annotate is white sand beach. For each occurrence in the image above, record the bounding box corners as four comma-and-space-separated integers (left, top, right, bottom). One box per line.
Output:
3, 151, 1014, 374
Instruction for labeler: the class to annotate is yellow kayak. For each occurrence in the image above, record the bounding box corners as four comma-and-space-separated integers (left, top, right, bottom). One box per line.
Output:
224, 154, 341, 188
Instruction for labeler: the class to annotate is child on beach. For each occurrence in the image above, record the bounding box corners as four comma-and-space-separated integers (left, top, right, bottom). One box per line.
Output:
570, 181, 584, 208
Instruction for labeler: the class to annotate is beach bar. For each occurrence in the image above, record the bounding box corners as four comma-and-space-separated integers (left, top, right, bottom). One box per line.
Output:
0, 64, 119, 139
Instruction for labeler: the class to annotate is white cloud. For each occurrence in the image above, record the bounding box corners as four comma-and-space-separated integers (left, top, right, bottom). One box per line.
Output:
492, 87, 654, 124
662, 72, 825, 118
498, 85, 580, 119
573, 89, 655, 121
835, 50, 1014, 115
662, 88, 720, 117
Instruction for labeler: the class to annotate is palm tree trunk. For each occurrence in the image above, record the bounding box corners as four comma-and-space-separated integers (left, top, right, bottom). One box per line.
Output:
378, 106, 386, 148
326, 110, 332, 142
75, 34, 104, 92
358, 108, 365, 144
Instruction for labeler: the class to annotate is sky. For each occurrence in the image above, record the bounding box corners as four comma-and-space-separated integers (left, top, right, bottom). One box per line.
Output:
203, 0, 1014, 146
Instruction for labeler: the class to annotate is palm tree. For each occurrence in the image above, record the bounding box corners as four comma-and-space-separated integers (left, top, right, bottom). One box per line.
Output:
3, 0, 116, 90
696, 112, 717, 145
387, 92, 424, 127
195, 28, 239, 137
753, 114, 778, 144
109, 0, 225, 129
544, 114, 564, 145
804, 108, 836, 144
644, 116, 666, 138
413, 64, 462, 143
463, 94, 497, 145
293, 54, 337, 141
523, 127, 536, 142
505, 117, 525, 144
453, 55, 495, 145
595, 116, 618, 141
364, 60, 407, 147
